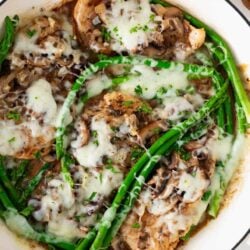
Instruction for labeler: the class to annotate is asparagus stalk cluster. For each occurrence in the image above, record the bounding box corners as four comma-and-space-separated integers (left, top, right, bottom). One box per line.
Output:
0, 159, 75, 249
0, 184, 75, 250
0, 15, 19, 68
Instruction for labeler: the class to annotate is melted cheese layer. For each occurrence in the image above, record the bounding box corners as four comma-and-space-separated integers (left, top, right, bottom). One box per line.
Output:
26, 79, 57, 124
73, 118, 117, 167
105, 0, 160, 52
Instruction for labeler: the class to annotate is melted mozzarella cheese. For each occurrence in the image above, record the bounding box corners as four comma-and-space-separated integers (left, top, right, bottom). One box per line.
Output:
86, 74, 112, 98
31, 176, 85, 240
0, 121, 27, 156
10, 15, 84, 68
105, 0, 160, 52
0, 120, 54, 156
32, 177, 75, 222
178, 169, 209, 203
154, 96, 194, 121
119, 65, 189, 99
157, 210, 192, 235
78, 168, 123, 200
26, 79, 57, 124
156, 200, 207, 236
83, 64, 190, 102
73, 118, 117, 167
30, 166, 123, 240
47, 215, 83, 240
148, 199, 173, 216
12, 31, 60, 58
207, 132, 233, 162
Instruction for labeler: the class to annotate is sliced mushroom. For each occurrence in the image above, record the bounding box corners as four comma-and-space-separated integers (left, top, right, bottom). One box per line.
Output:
0, 71, 18, 94
73, 0, 111, 53
71, 119, 90, 148
138, 120, 167, 144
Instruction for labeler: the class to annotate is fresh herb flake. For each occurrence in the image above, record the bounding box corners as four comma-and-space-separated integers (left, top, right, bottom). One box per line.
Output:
26, 29, 36, 38
131, 222, 141, 229
106, 165, 120, 174
87, 192, 97, 201
157, 86, 168, 96
137, 103, 152, 114
8, 137, 16, 143
122, 100, 134, 107
112, 76, 129, 86
20, 205, 34, 217
99, 173, 103, 183
202, 190, 212, 201
6, 111, 20, 121
34, 151, 41, 159
134, 85, 143, 95
131, 148, 144, 161
101, 27, 111, 42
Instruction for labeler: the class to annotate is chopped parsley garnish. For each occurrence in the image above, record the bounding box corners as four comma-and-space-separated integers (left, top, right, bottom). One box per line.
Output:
87, 192, 97, 201
157, 86, 168, 96
101, 27, 111, 42
149, 14, 156, 22
93, 139, 99, 146
175, 89, 185, 96
105, 159, 120, 174
92, 130, 99, 146
92, 130, 98, 138
75, 214, 86, 222
112, 75, 129, 86
191, 171, 197, 177
8, 137, 16, 143
137, 103, 152, 114
99, 173, 103, 183
6, 111, 20, 121
130, 24, 149, 33
34, 151, 42, 159
216, 161, 225, 168
134, 85, 143, 95
131, 222, 141, 229
106, 158, 112, 165
106, 165, 120, 174
130, 26, 139, 33
113, 26, 118, 33
131, 148, 144, 161
111, 126, 119, 132
26, 29, 37, 38
201, 190, 212, 201
122, 100, 134, 107
186, 85, 195, 94
178, 148, 191, 161
20, 205, 34, 217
